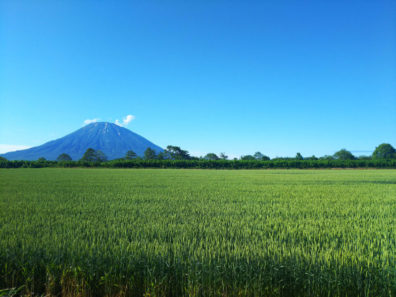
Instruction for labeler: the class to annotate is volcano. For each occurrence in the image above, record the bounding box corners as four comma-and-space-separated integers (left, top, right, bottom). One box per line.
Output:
1, 122, 163, 160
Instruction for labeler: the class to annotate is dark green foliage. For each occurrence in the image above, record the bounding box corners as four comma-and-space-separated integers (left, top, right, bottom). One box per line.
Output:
372, 143, 396, 159
204, 153, 219, 160
80, 148, 97, 162
156, 151, 166, 160
37, 157, 46, 162
1, 159, 396, 169
240, 155, 255, 160
95, 150, 107, 162
144, 148, 156, 160
254, 152, 270, 160
57, 153, 72, 162
295, 152, 303, 160
219, 153, 228, 160
319, 155, 335, 160
1, 143, 395, 169
358, 155, 371, 160
333, 149, 355, 160
125, 150, 137, 160
0, 286, 23, 297
306, 155, 318, 160
80, 148, 107, 162
164, 145, 191, 160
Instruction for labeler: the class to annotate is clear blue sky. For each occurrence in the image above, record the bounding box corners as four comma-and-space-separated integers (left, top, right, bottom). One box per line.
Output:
1, 0, 395, 158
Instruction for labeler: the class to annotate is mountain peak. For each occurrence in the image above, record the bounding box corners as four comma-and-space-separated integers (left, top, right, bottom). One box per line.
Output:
86, 121, 115, 126
1, 123, 163, 160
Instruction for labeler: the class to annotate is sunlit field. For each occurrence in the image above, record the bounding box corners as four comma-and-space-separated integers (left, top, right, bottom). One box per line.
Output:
0, 169, 395, 297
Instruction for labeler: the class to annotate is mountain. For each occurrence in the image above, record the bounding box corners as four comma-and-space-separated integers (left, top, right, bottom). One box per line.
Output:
1, 122, 163, 160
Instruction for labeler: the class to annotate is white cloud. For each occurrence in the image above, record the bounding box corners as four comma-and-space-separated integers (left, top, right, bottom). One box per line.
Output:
0, 144, 31, 154
83, 118, 100, 125
115, 114, 135, 127
123, 114, 135, 125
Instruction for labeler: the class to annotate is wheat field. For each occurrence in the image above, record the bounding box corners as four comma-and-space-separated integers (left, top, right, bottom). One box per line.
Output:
0, 168, 395, 297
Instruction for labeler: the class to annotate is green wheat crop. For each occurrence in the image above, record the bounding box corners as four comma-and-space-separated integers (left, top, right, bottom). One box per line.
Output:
0, 168, 395, 297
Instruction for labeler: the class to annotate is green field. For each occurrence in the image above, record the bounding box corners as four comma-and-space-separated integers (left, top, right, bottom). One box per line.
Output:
0, 169, 395, 297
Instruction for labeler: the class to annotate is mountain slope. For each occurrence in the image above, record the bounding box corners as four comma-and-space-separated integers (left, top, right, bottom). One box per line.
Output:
1, 122, 163, 160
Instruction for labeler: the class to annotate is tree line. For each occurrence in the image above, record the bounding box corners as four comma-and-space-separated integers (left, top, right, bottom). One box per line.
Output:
0, 143, 395, 169
83, 143, 396, 162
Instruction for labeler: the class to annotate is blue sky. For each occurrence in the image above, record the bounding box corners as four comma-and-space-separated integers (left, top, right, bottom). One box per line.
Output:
1, 0, 395, 158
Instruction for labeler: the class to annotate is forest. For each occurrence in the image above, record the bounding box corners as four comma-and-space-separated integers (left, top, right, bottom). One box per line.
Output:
1, 143, 395, 169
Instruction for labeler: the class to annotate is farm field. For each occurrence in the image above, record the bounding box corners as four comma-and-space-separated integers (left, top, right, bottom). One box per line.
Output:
0, 168, 395, 297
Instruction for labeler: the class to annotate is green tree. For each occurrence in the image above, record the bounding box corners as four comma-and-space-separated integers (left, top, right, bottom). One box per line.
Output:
240, 155, 255, 160
333, 149, 355, 160
95, 150, 107, 162
295, 152, 303, 160
125, 150, 137, 160
37, 157, 47, 162
372, 143, 396, 159
306, 155, 318, 160
0, 156, 7, 161
144, 148, 156, 160
81, 148, 97, 162
204, 153, 219, 160
319, 155, 335, 160
57, 153, 72, 162
157, 151, 166, 160
164, 145, 190, 160
80, 148, 107, 162
254, 152, 270, 160
219, 153, 228, 160
358, 155, 371, 160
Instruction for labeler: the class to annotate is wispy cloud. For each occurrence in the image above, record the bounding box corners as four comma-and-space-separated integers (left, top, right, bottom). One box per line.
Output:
115, 114, 135, 127
83, 118, 100, 125
0, 144, 31, 154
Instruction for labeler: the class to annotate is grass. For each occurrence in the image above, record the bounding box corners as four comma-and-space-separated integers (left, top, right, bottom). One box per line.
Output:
0, 168, 395, 297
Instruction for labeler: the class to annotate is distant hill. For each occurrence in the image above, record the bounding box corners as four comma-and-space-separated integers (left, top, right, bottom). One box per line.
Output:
1, 122, 163, 160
